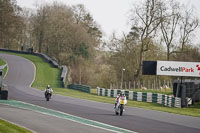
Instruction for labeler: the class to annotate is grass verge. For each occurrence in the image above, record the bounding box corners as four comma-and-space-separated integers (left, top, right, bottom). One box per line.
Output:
0, 51, 62, 88
0, 119, 32, 133
0, 55, 32, 133
1, 51, 200, 117
36, 87, 200, 117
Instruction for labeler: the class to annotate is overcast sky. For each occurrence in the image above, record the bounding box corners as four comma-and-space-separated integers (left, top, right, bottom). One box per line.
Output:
16, 0, 200, 43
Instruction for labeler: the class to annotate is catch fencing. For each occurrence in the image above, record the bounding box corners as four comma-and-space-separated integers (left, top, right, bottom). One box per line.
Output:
68, 84, 91, 93
97, 88, 181, 108
61, 65, 67, 87
0, 48, 59, 68
110, 80, 173, 90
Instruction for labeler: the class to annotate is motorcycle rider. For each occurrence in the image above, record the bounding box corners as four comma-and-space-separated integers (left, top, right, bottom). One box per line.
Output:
44, 85, 53, 98
114, 94, 120, 108
114, 92, 127, 108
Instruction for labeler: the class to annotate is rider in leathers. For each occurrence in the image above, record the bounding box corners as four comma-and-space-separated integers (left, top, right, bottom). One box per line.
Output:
44, 85, 53, 98
114, 92, 127, 108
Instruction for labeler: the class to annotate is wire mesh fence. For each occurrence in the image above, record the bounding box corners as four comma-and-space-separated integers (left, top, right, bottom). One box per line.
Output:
110, 79, 173, 90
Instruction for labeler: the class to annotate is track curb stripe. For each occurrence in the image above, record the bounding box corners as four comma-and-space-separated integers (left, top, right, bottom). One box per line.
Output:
0, 100, 136, 133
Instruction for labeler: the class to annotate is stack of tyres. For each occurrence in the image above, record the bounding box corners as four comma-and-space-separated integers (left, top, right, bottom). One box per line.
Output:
1, 90, 8, 100
0, 85, 8, 100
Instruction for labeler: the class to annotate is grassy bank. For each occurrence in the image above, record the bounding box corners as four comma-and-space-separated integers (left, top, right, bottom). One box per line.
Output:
20, 54, 62, 88
0, 119, 31, 133
0, 51, 62, 88
1, 51, 200, 117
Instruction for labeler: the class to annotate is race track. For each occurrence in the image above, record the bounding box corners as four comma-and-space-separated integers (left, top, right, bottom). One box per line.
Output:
0, 53, 200, 133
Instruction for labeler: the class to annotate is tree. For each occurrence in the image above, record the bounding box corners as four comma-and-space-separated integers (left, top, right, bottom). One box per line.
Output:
20, 8, 35, 51
159, 0, 181, 60
173, 45, 200, 62
107, 28, 165, 84
31, 5, 49, 53
0, 0, 23, 49
29, 2, 103, 85
72, 4, 87, 24
72, 4, 102, 46
130, 0, 161, 79
179, 7, 199, 51
159, 0, 199, 60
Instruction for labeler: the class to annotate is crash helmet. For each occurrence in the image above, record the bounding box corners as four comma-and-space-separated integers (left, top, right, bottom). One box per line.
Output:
120, 92, 124, 97
47, 85, 50, 88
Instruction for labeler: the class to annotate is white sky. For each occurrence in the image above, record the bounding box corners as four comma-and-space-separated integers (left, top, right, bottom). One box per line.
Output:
16, 0, 200, 43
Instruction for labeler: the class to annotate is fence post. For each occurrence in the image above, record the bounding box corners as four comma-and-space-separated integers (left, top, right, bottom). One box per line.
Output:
148, 80, 150, 89
170, 80, 173, 88
143, 80, 145, 88
138, 81, 140, 89
159, 80, 161, 88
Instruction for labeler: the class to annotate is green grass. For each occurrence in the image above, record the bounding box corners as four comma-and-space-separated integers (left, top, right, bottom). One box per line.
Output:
0, 55, 32, 133
0, 51, 62, 88
1, 51, 200, 117
0, 119, 32, 133
38, 87, 200, 117
20, 54, 62, 88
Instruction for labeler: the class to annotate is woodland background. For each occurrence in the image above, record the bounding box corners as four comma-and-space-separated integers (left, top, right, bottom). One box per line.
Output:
1, 0, 200, 88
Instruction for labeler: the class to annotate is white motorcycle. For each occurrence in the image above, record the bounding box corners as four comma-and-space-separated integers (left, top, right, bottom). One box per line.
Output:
45, 89, 52, 101
115, 96, 127, 116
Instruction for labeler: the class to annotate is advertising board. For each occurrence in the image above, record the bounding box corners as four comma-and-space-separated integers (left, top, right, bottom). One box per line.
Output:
157, 61, 200, 77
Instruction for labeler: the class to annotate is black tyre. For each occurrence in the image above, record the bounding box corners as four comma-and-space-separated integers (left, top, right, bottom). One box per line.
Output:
1, 90, 8, 100
115, 111, 119, 115
46, 94, 50, 101
120, 104, 124, 116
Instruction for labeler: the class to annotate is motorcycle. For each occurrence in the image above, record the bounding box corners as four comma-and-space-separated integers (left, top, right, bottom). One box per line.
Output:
115, 96, 127, 116
45, 89, 52, 101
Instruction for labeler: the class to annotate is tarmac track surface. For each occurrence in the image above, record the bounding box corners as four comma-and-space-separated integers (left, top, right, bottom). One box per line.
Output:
0, 53, 200, 133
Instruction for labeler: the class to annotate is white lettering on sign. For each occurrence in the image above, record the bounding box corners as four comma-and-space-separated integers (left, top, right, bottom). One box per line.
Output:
157, 61, 200, 77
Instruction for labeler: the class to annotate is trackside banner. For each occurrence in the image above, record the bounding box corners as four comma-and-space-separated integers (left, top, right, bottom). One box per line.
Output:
157, 61, 200, 77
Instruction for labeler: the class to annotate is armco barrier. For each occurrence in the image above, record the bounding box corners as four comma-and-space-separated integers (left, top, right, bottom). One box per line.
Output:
61, 65, 67, 87
68, 84, 90, 93
0, 48, 69, 87
34, 53, 58, 68
97, 88, 181, 108
0, 49, 58, 68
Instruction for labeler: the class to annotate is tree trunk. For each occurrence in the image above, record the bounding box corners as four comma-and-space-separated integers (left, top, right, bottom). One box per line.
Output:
134, 44, 143, 80
38, 30, 43, 53
79, 67, 82, 84
167, 45, 170, 60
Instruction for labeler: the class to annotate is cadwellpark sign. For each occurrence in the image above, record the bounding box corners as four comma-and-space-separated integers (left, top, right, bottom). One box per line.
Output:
157, 61, 200, 77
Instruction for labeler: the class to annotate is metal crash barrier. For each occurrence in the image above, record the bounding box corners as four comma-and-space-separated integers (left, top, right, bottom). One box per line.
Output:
97, 88, 181, 108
